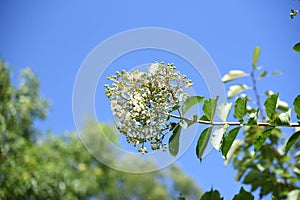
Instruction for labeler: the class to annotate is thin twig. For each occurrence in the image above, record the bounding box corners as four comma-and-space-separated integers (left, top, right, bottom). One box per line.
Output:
167, 113, 300, 127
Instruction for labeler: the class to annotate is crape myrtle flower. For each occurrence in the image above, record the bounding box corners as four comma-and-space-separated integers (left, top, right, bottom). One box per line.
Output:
104, 62, 192, 153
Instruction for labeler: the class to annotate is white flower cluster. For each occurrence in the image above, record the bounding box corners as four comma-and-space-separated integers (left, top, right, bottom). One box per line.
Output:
105, 62, 192, 153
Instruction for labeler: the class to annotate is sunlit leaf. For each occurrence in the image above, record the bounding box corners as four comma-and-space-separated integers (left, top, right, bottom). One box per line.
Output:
273, 109, 291, 126
196, 126, 213, 162
234, 97, 247, 120
293, 95, 300, 120
169, 124, 182, 156
285, 131, 300, 154
252, 46, 260, 69
222, 126, 241, 159
180, 96, 205, 115
211, 126, 227, 151
233, 187, 254, 200
288, 189, 300, 200
293, 42, 300, 52
264, 93, 278, 120
217, 102, 232, 122
277, 99, 289, 112
227, 84, 249, 99
254, 128, 273, 152
202, 97, 218, 121
222, 70, 248, 83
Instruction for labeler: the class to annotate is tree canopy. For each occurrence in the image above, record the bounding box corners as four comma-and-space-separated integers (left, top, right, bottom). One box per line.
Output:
0, 60, 202, 199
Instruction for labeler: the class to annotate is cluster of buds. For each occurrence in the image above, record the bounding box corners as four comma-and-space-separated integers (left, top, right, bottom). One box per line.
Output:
104, 62, 192, 153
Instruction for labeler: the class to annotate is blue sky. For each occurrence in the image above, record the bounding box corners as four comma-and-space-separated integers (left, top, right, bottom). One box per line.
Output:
1, 0, 300, 199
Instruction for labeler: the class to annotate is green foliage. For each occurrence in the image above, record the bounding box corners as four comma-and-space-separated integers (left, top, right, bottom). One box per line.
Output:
181, 96, 205, 115
285, 131, 300, 154
293, 42, 300, 52
196, 127, 213, 162
252, 46, 260, 69
200, 188, 223, 200
293, 95, 300, 120
234, 97, 247, 120
232, 187, 254, 200
0, 61, 202, 199
254, 128, 273, 152
222, 126, 241, 159
169, 124, 182, 156
202, 97, 218, 121
264, 93, 279, 121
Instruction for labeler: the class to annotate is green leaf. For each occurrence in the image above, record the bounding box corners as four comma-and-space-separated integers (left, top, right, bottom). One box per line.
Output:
202, 97, 218, 121
285, 131, 300, 154
254, 128, 273, 152
264, 93, 278, 120
196, 126, 213, 162
252, 46, 260, 69
222, 126, 241, 159
217, 102, 232, 122
169, 124, 182, 156
234, 97, 247, 120
293, 42, 300, 52
233, 187, 254, 200
243, 169, 261, 185
211, 126, 227, 151
227, 84, 249, 99
259, 70, 267, 79
293, 95, 300, 120
180, 96, 205, 115
222, 70, 248, 83
200, 188, 224, 200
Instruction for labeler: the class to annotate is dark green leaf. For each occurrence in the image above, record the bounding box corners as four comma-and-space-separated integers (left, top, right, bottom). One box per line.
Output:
233, 187, 254, 200
200, 188, 223, 200
234, 97, 247, 120
264, 93, 278, 120
293, 95, 300, 120
217, 102, 232, 122
222, 126, 241, 159
252, 46, 260, 69
202, 97, 218, 121
196, 126, 213, 162
222, 70, 248, 83
169, 124, 182, 156
254, 128, 273, 152
293, 42, 300, 52
180, 96, 205, 115
227, 84, 249, 99
285, 131, 300, 154
243, 169, 261, 185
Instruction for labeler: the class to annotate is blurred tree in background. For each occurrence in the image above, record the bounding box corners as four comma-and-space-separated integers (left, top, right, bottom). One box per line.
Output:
0, 60, 202, 199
